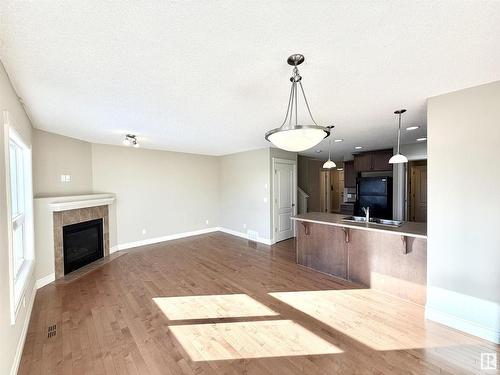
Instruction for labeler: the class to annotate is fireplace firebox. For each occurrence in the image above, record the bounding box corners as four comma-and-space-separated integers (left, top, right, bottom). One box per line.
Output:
63, 218, 104, 275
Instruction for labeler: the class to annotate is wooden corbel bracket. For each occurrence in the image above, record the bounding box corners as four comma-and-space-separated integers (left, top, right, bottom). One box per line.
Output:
342, 227, 350, 243
301, 221, 310, 235
401, 236, 409, 254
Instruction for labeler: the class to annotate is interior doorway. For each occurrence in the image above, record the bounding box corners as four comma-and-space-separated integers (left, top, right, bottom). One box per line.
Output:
272, 158, 297, 243
408, 160, 427, 222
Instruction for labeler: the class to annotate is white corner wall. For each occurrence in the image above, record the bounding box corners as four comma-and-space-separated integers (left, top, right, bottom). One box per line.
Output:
426, 80, 500, 343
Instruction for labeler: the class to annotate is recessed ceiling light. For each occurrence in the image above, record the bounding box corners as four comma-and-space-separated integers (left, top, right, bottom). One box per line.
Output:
334, 139, 343, 143
417, 137, 427, 142
354, 146, 363, 150
406, 126, 420, 131
315, 149, 322, 153
337, 168, 344, 171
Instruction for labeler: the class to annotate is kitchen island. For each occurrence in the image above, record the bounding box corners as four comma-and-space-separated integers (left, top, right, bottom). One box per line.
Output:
291, 212, 427, 305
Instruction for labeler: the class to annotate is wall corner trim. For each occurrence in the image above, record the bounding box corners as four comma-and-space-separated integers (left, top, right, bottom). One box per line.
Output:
36, 273, 55, 289
114, 227, 220, 251
217, 227, 272, 245
10, 282, 37, 375
425, 286, 500, 344
114, 227, 272, 251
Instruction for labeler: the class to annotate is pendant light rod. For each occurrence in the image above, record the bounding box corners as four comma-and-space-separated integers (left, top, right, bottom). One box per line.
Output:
328, 137, 332, 160
394, 109, 406, 154
298, 81, 319, 126
279, 63, 320, 129
389, 109, 408, 164
323, 126, 336, 169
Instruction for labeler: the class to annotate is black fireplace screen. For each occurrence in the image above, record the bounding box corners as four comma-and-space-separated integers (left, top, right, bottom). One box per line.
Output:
63, 218, 104, 275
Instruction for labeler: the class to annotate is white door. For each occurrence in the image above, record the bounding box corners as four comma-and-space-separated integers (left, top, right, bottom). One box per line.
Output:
273, 159, 296, 243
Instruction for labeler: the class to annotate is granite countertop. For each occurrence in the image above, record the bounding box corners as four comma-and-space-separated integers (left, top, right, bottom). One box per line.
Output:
292, 212, 427, 239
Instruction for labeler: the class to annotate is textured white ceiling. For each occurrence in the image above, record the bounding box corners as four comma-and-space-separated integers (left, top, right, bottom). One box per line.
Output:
1, 1, 499, 158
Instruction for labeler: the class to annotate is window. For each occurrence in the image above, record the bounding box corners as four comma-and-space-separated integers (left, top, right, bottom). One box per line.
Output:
10, 139, 27, 278
4, 112, 34, 324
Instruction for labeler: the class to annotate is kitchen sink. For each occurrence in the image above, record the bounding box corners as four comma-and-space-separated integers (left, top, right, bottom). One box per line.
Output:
342, 216, 404, 227
342, 216, 368, 223
373, 218, 404, 227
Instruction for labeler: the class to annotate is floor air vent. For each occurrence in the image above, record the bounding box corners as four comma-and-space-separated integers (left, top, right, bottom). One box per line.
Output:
47, 324, 57, 338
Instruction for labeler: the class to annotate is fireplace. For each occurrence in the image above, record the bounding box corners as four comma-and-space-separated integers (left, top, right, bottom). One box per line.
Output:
63, 218, 104, 275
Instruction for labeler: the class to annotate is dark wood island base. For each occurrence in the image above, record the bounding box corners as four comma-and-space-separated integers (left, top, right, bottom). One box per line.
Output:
294, 213, 427, 305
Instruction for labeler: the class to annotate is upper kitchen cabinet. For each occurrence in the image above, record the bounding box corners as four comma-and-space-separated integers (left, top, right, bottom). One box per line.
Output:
371, 149, 393, 170
343, 160, 356, 188
354, 149, 392, 172
353, 152, 372, 172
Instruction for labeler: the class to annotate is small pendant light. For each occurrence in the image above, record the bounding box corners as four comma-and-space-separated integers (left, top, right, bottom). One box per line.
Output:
323, 126, 336, 169
389, 109, 408, 164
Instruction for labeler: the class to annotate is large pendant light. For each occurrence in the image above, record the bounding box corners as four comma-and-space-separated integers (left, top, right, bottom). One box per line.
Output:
323, 126, 336, 168
265, 54, 331, 152
389, 109, 409, 164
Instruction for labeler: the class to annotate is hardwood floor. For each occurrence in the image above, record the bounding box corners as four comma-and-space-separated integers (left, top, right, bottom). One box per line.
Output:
19, 232, 499, 374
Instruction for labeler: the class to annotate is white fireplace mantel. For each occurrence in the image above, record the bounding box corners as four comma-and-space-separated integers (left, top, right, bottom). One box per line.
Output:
48, 193, 115, 211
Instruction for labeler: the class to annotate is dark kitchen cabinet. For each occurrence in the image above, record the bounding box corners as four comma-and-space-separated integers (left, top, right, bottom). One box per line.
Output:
354, 149, 393, 172
371, 149, 393, 171
354, 153, 372, 172
344, 160, 356, 188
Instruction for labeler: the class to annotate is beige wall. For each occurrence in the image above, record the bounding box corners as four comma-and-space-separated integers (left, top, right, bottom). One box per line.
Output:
30, 131, 285, 247
219, 148, 271, 241
0, 62, 35, 375
91, 144, 220, 245
32, 129, 93, 197
427, 81, 500, 343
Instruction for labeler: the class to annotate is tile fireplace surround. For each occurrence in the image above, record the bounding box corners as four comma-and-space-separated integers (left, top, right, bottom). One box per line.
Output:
53, 205, 110, 278
33, 193, 116, 284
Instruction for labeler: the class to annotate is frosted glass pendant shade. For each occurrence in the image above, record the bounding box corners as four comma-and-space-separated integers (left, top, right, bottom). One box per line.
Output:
389, 153, 408, 164
266, 126, 329, 152
323, 159, 336, 169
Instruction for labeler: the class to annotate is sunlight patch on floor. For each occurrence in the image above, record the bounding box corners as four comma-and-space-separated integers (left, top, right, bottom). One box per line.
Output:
170, 319, 343, 361
269, 289, 478, 351
153, 294, 278, 320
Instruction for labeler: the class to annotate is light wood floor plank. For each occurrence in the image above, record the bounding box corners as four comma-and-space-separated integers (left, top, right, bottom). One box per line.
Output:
18, 232, 499, 375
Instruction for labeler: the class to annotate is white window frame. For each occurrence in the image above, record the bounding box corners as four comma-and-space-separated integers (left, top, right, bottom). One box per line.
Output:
3, 111, 35, 324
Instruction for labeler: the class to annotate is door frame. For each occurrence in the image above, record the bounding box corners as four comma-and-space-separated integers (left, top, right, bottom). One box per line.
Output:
271, 157, 297, 245
408, 160, 427, 222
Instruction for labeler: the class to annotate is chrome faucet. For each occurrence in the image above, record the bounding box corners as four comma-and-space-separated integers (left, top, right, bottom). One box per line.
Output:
362, 206, 370, 222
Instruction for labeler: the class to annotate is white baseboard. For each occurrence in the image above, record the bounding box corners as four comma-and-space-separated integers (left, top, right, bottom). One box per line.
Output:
425, 286, 500, 344
217, 227, 272, 245
114, 227, 220, 251
36, 273, 55, 289
112, 226, 272, 252
10, 282, 37, 375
